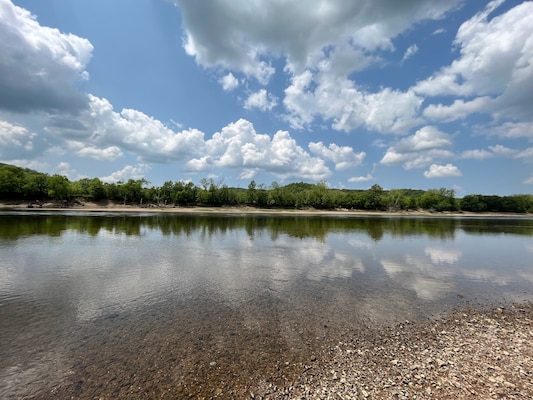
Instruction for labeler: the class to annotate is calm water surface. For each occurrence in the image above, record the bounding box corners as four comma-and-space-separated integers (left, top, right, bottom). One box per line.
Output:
1, 212, 532, 398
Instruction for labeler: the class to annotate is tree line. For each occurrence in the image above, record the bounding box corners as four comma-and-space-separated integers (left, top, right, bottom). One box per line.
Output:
1, 163, 532, 213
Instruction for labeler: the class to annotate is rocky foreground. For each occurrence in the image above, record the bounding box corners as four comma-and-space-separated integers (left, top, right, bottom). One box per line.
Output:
28, 304, 533, 399
251, 304, 532, 400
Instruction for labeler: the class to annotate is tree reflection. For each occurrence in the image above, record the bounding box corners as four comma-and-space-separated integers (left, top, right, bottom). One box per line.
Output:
0, 213, 532, 242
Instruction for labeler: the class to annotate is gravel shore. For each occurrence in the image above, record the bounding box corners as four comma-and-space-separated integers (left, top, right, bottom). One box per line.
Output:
36, 303, 533, 399
251, 304, 532, 400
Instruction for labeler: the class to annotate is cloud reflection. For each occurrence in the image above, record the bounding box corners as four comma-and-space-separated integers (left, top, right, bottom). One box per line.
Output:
424, 246, 462, 264
380, 257, 454, 300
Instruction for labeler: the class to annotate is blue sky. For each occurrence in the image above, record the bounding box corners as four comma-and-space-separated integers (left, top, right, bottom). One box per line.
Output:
1, 0, 532, 195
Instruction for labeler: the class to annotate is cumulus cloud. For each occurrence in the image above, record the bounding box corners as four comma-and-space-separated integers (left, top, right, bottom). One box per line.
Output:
173, 0, 459, 79
416, 0, 533, 122
74, 145, 123, 161
244, 89, 277, 111
219, 72, 239, 91
0, 0, 93, 114
423, 163, 462, 178
100, 164, 151, 184
173, 0, 457, 134
0, 120, 37, 159
460, 149, 493, 160
186, 119, 331, 181
308, 142, 365, 171
380, 126, 454, 169
46, 95, 206, 163
487, 122, 533, 140
488, 144, 516, 157
423, 97, 492, 122
348, 174, 373, 183
54, 161, 84, 180
284, 71, 424, 133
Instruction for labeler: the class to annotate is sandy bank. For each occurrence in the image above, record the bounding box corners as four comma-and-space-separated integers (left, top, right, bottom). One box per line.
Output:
1, 200, 531, 217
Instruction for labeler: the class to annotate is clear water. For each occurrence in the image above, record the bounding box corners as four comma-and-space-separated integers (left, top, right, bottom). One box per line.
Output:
1, 212, 532, 398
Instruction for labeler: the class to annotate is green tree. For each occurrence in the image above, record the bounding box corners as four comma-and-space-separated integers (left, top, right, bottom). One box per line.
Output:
119, 179, 147, 205
0, 164, 24, 199
88, 178, 106, 201
47, 175, 70, 200
420, 188, 457, 211
247, 180, 257, 205
364, 184, 384, 210
22, 173, 48, 199
384, 189, 406, 211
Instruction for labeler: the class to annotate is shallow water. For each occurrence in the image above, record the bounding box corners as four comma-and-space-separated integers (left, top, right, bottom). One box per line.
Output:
1, 212, 532, 398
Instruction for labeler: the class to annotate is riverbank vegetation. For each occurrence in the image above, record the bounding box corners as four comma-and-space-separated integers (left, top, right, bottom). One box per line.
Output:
1, 163, 532, 213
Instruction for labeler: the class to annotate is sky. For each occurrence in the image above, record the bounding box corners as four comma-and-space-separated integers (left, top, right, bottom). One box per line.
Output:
1, 0, 532, 195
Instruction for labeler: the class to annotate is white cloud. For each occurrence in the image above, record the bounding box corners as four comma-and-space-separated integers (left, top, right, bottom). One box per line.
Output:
348, 174, 373, 183
308, 142, 365, 171
47, 95, 206, 163
0, 120, 36, 158
219, 72, 239, 91
460, 149, 493, 160
75, 145, 123, 161
396, 126, 452, 152
173, 0, 459, 80
415, 1, 533, 121
187, 119, 331, 181
380, 126, 454, 169
423, 163, 462, 178
54, 161, 79, 180
515, 147, 533, 160
423, 97, 492, 122
100, 164, 151, 184
524, 175, 533, 185
487, 122, 533, 140
0, 0, 93, 114
402, 44, 419, 62
244, 89, 277, 111
284, 70, 424, 133
488, 144, 516, 157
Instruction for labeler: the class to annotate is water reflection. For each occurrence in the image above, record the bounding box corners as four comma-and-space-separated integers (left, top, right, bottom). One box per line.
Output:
1, 212, 532, 398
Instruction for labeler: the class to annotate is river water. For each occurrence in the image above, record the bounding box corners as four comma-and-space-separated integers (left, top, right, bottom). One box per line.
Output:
1, 212, 532, 398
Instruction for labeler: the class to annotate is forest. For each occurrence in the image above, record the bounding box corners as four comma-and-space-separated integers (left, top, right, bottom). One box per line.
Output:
1, 163, 532, 213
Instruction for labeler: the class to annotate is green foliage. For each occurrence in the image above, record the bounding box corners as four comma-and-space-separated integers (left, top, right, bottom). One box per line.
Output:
420, 188, 457, 212
47, 175, 70, 200
460, 194, 533, 213
1, 163, 531, 213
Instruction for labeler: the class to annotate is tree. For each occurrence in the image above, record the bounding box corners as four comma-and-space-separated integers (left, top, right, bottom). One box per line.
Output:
384, 189, 406, 211
247, 180, 257, 205
0, 164, 24, 199
88, 178, 106, 201
47, 175, 70, 200
119, 179, 147, 205
22, 173, 48, 199
364, 184, 384, 210
420, 188, 457, 211
460, 194, 487, 212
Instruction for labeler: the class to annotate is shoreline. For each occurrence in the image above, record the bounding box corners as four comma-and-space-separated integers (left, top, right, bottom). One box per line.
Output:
37, 303, 533, 399
1, 201, 532, 218
275, 303, 533, 399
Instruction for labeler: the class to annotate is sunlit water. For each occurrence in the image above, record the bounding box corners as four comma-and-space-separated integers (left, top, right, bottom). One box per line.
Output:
1, 212, 532, 398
